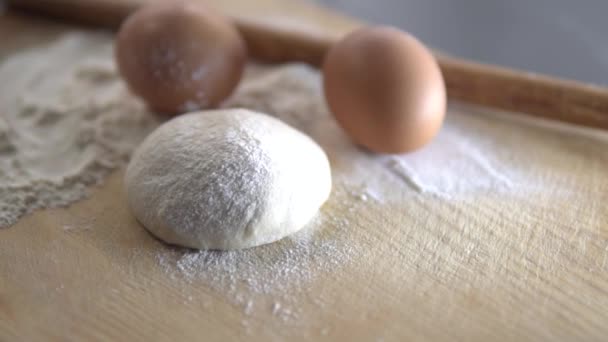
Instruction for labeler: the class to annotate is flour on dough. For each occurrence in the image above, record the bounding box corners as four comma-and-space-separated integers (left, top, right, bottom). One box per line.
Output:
124, 109, 332, 250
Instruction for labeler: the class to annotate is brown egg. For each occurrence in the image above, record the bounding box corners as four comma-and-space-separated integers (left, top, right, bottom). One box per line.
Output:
115, 1, 246, 114
322, 26, 446, 153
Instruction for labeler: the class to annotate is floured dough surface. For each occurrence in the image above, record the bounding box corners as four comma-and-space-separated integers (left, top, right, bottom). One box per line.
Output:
125, 109, 332, 250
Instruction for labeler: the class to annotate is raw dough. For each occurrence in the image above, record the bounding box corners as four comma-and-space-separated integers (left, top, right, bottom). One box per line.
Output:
125, 108, 332, 250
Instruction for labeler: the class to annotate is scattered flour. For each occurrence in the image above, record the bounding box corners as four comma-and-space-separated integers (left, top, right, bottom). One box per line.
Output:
155, 195, 360, 322
0, 32, 367, 324
3, 31, 605, 327
222, 62, 529, 201
0, 31, 547, 228
0, 32, 158, 227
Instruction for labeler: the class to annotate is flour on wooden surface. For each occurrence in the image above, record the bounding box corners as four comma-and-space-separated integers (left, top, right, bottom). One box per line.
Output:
156, 196, 360, 322
0, 31, 559, 228
0, 33, 158, 227
3, 32, 607, 327
223, 63, 528, 201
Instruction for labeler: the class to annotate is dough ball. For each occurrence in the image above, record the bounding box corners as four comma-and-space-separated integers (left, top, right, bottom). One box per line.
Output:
115, 1, 246, 114
125, 109, 332, 250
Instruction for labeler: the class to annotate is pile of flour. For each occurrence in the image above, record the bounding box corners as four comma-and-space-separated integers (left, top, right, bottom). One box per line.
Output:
0, 31, 532, 228
0, 33, 158, 227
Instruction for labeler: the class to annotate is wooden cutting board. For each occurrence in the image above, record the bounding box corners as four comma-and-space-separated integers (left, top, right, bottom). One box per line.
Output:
1, 1, 608, 341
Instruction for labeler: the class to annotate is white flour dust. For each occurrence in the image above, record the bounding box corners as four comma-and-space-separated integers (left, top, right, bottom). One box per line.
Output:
223, 63, 525, 202
1, 31, 584, 324
156, 203, 359, 321
0, 31, 537, 228
147, 54, 546, 321
0, 33, 158, 227
0, 33, 366, 322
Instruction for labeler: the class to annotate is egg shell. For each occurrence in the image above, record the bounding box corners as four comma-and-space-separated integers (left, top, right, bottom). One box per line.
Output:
115, 1, 246, 114
323, 26, 446, 153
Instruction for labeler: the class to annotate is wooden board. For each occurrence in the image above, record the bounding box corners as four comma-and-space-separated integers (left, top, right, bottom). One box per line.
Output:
2, 1, 608, 341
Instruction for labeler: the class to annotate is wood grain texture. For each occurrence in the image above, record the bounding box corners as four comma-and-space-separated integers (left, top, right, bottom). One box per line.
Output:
8, 0, 608, 131
1, 1, 608, 341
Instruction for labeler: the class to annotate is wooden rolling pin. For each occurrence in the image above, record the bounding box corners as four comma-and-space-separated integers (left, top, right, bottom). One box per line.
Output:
7, 0, 608, 131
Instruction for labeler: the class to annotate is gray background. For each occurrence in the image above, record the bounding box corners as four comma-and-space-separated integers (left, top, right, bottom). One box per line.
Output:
318, 0, 608, 86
